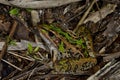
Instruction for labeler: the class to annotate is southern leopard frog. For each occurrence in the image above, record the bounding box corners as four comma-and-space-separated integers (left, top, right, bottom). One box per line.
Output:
39, 24, 96, 73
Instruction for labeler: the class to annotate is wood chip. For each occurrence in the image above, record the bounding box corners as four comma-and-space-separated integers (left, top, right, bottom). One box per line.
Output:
84, 4, 117, 23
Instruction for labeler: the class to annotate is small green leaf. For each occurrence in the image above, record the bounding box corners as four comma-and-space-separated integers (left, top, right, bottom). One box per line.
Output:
33, 46, 39, 53
58, 41, 65, 53
27, 43, 33, 54
6, 36, 16, 45
9, 40, 17, 46
9, 8, 20, 15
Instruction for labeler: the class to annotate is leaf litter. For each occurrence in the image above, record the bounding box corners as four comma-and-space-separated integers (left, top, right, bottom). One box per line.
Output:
0, 0, 120, 80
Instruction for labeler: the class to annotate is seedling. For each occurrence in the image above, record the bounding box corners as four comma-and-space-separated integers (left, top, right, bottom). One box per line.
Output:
9, 8, 20, 16
6, 36, 17, 46
27, 43, 39, 55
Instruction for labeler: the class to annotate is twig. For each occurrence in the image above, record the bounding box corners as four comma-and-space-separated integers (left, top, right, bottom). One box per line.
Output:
103, 52, 120, 62
10, 63, 52, 80
83, 4, 117, 24
0, 20, 17, 60
27, 68, 36, 80
9, 21, 18, 37
1, 59, 22, 71
32, 28, 61, 61
0, 40, 46, 50
8, 51, 35, 62
87, 59, 120, 80
73, 0, 96, 33
0, 0, 81, 9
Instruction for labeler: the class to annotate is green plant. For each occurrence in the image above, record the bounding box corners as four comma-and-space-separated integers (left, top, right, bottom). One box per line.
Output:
9, 8, 20, 16
6, 36, 17, 46
27, 43, 40, 60
27, 43, 39, 55
9, 40, 17, 46
27, 43, 33, 54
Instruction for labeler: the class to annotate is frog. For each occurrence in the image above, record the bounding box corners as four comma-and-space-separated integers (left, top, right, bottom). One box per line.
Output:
39, 24, 97, 73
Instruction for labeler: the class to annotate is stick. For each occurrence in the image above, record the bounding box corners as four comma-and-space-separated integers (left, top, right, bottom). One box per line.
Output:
8, 51, 35, 62
87, 59, 120, 80
0, 20, 17, 60
103, 52, 120, 62
73, 0, 96, 33
0, 0, 81, 9
1, 59, 22, 71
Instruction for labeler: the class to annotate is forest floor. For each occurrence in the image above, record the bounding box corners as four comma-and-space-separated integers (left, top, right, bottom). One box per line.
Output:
0, 0, 120, 80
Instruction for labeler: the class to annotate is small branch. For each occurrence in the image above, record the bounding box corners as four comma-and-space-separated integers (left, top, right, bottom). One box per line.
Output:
83, 4, 117, 23
10, 63, 51, 80
1, 59, 22, 71
103, 51, 120, 62
0, 0, 81, 9
0, 40, 46, 51
0, 20, 17, 60
73, 0, 96, 33
8, 51, 35, 62
87, 59, 120, 80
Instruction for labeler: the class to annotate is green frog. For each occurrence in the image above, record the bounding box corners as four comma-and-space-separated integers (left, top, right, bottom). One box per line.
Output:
39, 24, 96, 73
